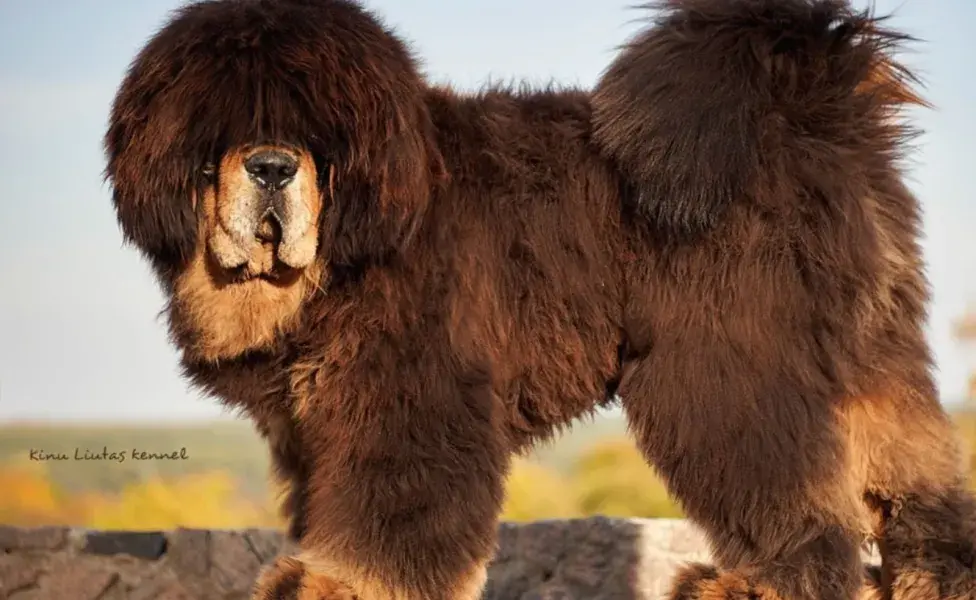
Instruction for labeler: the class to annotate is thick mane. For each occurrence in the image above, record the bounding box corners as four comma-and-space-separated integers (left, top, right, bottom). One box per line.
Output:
104, 0, 440, 276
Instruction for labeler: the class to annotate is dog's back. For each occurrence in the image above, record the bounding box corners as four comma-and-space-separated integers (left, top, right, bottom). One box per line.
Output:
419, 85, 627, 448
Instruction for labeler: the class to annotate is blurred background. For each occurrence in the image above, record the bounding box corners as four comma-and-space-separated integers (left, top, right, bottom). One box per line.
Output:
0, 0, 972, 530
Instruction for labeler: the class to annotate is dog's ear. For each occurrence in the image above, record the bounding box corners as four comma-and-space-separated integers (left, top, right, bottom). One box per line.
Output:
104, 66, 201, 274
321, 79, 447, 268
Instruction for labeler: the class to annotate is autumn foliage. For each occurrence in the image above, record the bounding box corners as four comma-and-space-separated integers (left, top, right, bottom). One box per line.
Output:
0, 435, 684, 529
0, 457, 281, 529
7, 416, 976, 529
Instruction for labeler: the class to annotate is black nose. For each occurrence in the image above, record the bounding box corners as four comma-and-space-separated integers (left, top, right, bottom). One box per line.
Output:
244, 150, 298, 190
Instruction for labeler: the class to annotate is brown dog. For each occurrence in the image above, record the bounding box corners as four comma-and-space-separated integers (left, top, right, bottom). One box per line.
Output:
104, 0, 976, 598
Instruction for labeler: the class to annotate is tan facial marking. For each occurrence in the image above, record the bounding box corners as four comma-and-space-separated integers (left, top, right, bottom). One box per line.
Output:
171, 150, 324, 362
208, 146, 258, 268
208, 144, 322, 273
277, 151, 321, 268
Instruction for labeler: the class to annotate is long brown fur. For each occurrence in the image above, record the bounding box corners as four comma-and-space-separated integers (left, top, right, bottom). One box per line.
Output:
104, 0, 976, 599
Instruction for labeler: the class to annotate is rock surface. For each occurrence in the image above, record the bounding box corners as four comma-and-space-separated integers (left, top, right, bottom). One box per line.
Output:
0, 518, 878, 599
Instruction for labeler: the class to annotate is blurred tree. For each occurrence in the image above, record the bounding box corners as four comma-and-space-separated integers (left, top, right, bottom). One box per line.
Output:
570, 438, 683, 518
500, 458, 580, 522
0, 459, 281, 530
0, 459, 82, 526
83, 471, 281, 530
956, 306, 976, 401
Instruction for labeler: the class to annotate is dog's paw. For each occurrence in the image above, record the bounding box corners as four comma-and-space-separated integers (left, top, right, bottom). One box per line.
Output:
888, 563, 976, 600
861, 565, 885, 600
667, 563, 772, 600
252, 556, 357, 600
666, 562, 883, 600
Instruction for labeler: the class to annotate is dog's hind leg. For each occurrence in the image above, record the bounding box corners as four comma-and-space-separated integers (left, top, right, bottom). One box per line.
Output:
617, 340, 876, 600
843, 380, 976, 600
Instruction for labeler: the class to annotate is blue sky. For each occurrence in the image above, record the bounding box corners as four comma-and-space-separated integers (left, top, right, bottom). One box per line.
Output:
0, 0, 972, 422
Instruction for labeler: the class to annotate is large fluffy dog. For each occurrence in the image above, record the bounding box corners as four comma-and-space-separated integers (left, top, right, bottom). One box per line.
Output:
104, 0, 976, 598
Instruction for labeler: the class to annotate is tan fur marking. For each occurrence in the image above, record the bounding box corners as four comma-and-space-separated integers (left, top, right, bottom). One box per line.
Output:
216, 145, 254, 230
297, 574, 357, 600
328, 163, 336, 200
451, 562, 489, 600
277, 151, 322, 268
298, 551, 409, 600
209, 146, 257, 268
694, 571, 782, 600
857, 58, 929, 108
296, 551, 488, 600
838, 390, 965, 537
801, 460, 873, 545
289, 355, 327, 421
252, 556, 304, 600
252, 555, 357, 600
890, 569, 940, 600
672, 566, 883, 600
859, 582, 885, 600
860, 566, 885, 600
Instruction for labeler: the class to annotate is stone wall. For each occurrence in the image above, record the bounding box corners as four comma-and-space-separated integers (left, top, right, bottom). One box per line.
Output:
0, 518, 878, 599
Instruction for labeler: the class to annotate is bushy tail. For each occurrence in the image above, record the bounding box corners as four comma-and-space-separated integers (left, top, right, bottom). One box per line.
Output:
591, 0, 926, 237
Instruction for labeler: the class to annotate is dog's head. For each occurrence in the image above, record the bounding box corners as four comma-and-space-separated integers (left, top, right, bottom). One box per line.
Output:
104, 0, 444, 362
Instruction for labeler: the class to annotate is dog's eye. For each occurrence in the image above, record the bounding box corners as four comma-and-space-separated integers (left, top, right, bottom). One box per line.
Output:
201, 162, 216, 178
